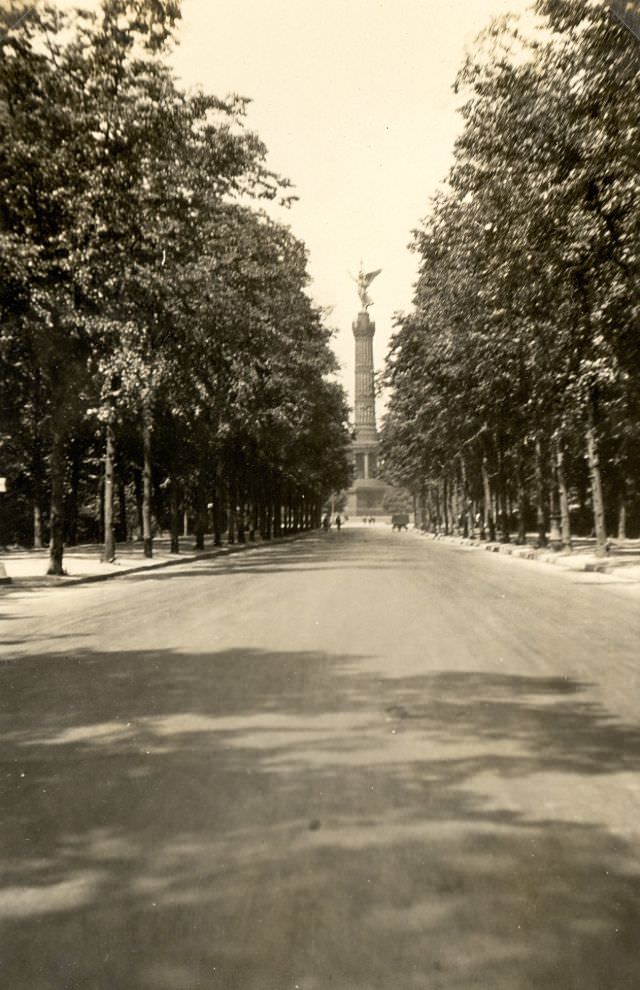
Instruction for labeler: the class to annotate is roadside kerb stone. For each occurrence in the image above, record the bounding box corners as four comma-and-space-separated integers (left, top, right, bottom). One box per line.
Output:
411, 529, 640, 582
0, 531, 311, 592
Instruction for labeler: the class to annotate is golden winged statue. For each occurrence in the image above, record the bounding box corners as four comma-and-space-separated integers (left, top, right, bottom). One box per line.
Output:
351, 266, 382, 310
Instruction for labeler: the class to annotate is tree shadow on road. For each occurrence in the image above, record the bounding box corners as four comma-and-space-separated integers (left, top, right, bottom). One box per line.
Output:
2, 647, 640, 989
123, 532, 434, 583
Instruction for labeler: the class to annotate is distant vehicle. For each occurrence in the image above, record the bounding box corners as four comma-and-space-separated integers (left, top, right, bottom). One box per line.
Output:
391, 513, 409, 531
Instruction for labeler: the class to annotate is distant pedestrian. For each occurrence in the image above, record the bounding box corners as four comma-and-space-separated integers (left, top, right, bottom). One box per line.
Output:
322, 514, 331, 531
335, 514, 342, 531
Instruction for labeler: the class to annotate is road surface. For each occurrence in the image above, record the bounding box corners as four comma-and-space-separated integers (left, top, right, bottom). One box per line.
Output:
2, 527, 640, 990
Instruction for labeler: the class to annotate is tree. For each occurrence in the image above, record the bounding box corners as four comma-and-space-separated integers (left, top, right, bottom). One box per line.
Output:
381, 4, 640, 553
2, 0, 351, 575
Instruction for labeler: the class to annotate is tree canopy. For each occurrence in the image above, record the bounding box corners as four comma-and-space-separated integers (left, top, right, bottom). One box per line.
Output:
0, 1, 351, 568
380, 2, 640, 553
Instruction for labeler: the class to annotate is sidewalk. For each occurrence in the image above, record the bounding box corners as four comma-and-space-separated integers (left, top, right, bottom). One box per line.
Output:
0, 533, 301, 589
413, 530, 640, 584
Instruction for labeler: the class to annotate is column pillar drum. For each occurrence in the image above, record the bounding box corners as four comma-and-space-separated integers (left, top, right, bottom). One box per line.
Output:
352, 311, 377, 433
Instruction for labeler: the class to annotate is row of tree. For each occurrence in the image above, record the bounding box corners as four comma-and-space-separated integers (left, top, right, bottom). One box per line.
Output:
0, 1, 352, 573
380, 0, 640, 555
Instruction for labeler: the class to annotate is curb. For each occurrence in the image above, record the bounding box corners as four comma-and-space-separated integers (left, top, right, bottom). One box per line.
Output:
0, 531, 311, 592
418, 532, 636, 579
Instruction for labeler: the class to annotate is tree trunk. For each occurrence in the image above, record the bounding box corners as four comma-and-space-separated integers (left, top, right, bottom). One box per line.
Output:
259, 472, 271, 539
451, 477, 461, 534
442, 477, 449, 535
480, 455, 493, 541
430, 486, 438, 531
554, 434, 572, 551
194, 523, 205, 551
193, 469, 207, 551
548, 443, 562, 552
585, 399, 607, 557
237, 500, 246, 544
31, 441, 45, 549
534, 437, 547, 548
142, 396, 153, 557
212, 478, 223, 547
227, 476, 236, 544
96, 465, 105, 545
459, 456, 472, 537
273, 486, 282, 538
169, 475, 180, 554
418, 488, 427, 530
250, 489, 258, 541
617, 493, 626, 542
515, 445, 527, 544
265, 471, 274, 539
31, 370, 46, 548
47, 421, 65, 575
258, 492, 266, 539
615, 472, 629, 543
102, 417, 116, 563
133, 467, 143, 540
283, 489, 289, 534
33, 503, 44, 550
118, 476, 128, 543
496, 446, 510, 543
65, 440, 81, 547
451, 476, 458, 534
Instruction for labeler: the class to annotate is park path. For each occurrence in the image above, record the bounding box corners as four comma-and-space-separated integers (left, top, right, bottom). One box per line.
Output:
2, 527, 640, 990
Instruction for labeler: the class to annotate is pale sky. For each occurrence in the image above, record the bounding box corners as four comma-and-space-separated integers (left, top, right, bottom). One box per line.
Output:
170, 0, 533, 408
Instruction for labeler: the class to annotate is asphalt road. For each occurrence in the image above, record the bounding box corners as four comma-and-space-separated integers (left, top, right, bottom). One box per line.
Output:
2, 527, 640, 990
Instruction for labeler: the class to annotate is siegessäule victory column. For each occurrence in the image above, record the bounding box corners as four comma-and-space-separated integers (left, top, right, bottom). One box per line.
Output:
344, 267, 392, 520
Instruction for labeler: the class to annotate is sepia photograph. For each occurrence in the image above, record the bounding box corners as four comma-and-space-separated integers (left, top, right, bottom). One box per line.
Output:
1, 0, 640, 987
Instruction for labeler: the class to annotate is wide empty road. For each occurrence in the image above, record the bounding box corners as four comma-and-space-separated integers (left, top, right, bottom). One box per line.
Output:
2, 527, 640, 990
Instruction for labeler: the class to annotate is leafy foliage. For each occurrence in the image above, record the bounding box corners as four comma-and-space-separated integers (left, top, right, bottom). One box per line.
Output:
0, 1, 350, 564
381, 4, 640, 549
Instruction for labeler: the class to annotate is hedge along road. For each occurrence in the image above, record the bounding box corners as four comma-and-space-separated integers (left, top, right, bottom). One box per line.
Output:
2, 526, 640, 990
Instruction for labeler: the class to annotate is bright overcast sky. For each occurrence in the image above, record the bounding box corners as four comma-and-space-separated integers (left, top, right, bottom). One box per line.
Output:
170, 0, 534, 405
